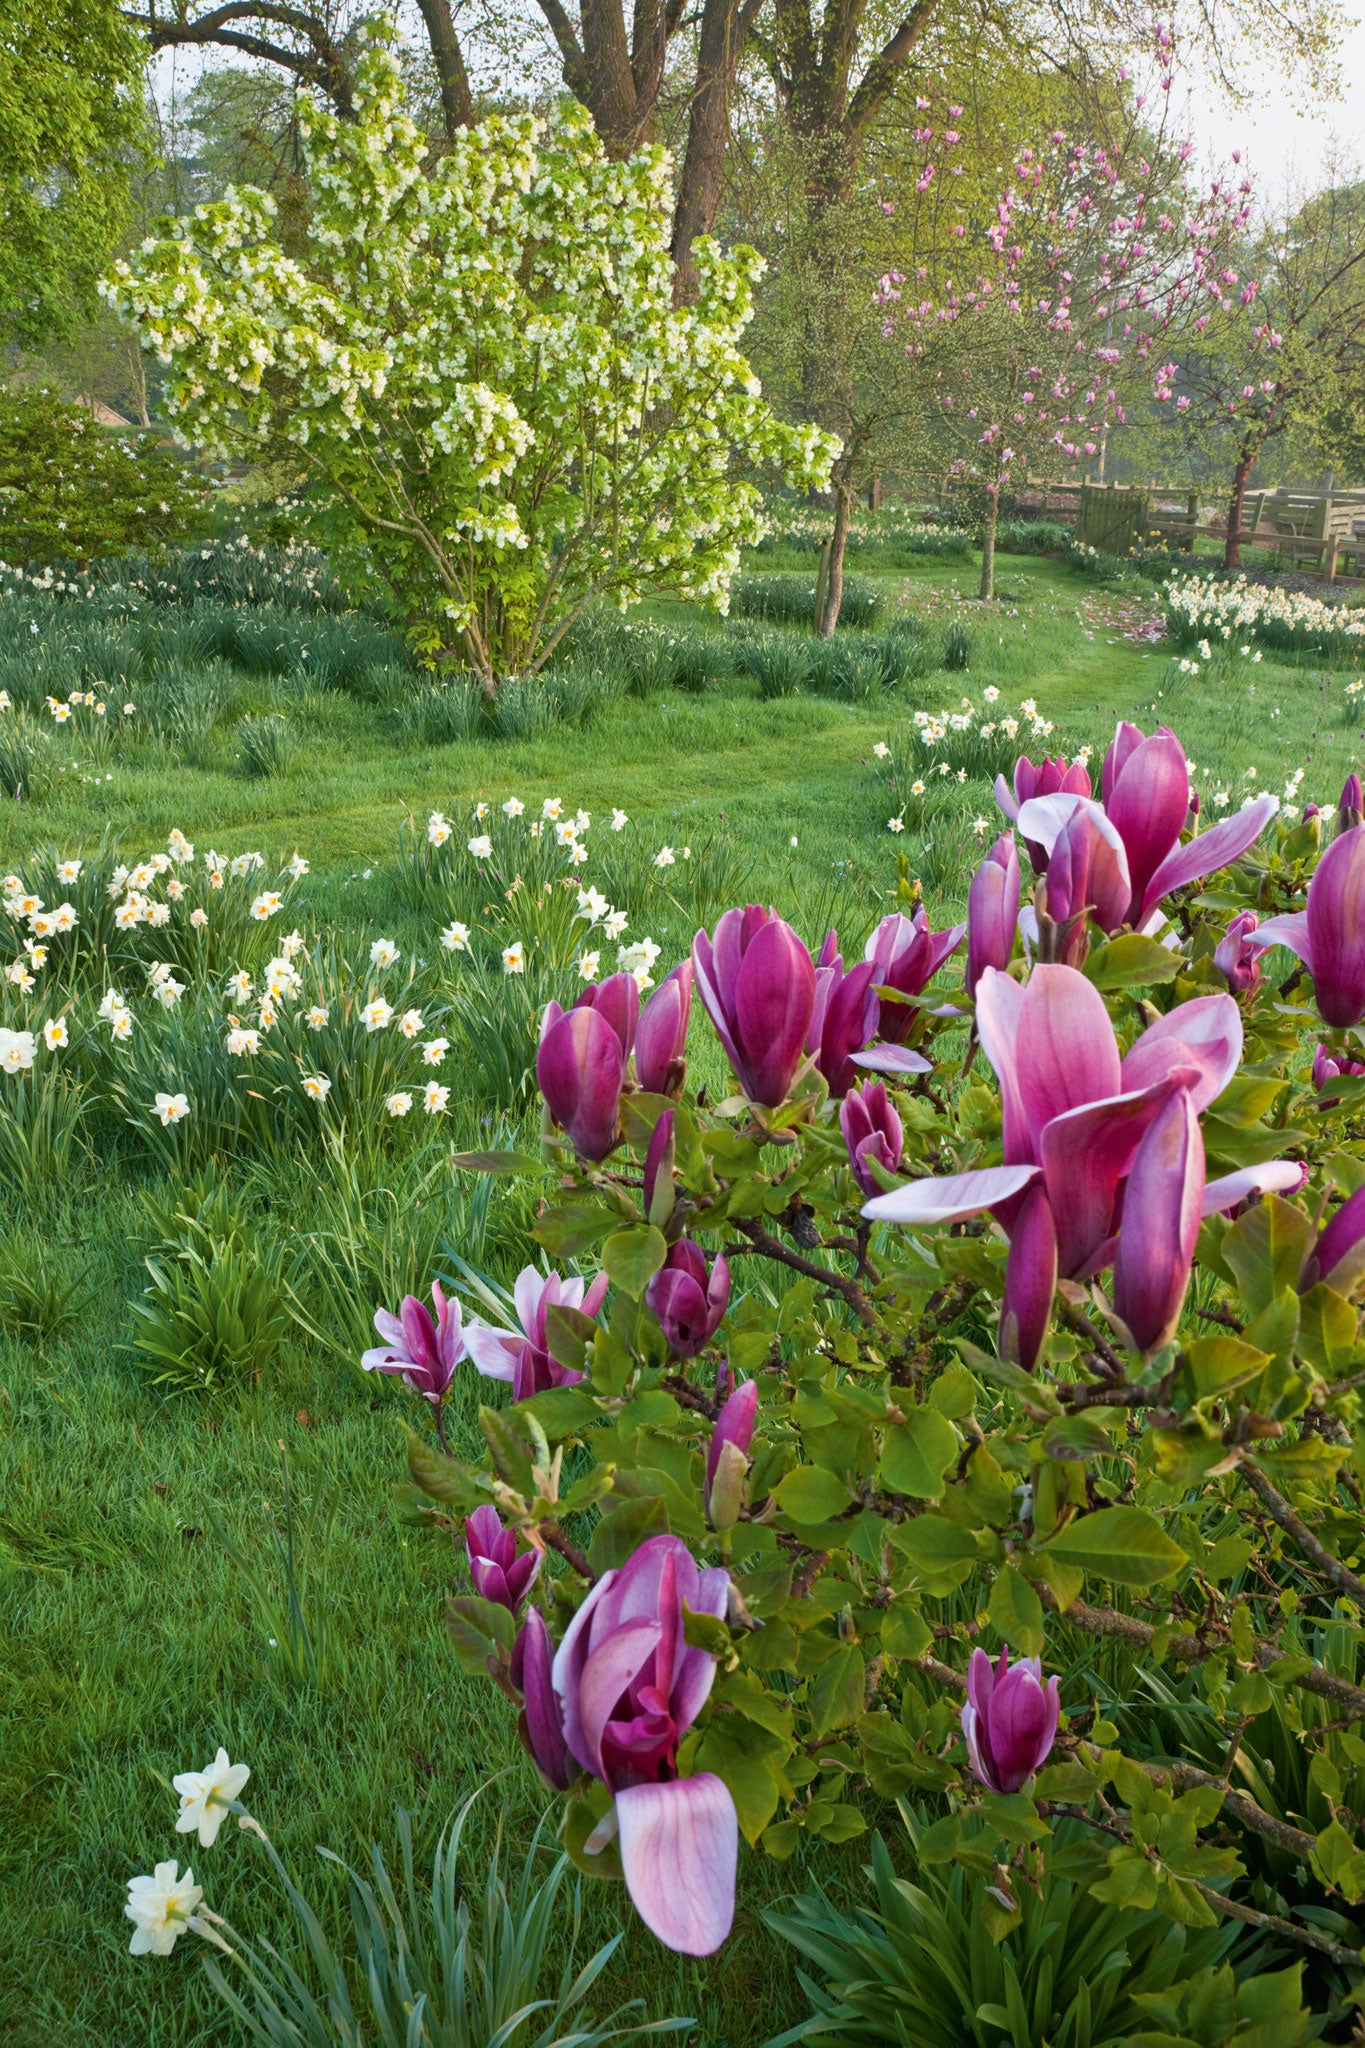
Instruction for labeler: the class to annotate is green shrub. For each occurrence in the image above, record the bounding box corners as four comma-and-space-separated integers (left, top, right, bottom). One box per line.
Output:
942, 623, 972, 670
0, 383, 205, 565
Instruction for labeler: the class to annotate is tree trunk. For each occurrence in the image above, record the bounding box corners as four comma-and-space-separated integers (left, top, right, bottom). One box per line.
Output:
414, 0, 476, 136
979, 492, 998, 600
818, 483, 853, 637
671, 0, 758, 300
1224, 451, 1254, 572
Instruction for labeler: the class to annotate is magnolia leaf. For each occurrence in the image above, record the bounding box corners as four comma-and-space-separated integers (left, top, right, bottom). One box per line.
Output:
693, 1717, 788, 1846
891, 1514, 981, 1594
588, 1492, 668, 1572
880, 1601, 934, 1662
880, 1406, 959, 1499
1083, 933, 1180, 990
1041, 1416, 1115, 1463
808, 1644, 866, 1736
451, 1148, 542, 1174
772, 1466, 849, 1523
534, 1202, 620, 1258
601, 1222, 667, 1299
1181, 1335, 1271, 1401
1045, 1507, 1187, 1586
563, 1782, 623, 1881
445, 1594, 514, 1675
987, 1564, 1045, 1658
404, 1426, 482, 1510
543, 1303, 598, 1373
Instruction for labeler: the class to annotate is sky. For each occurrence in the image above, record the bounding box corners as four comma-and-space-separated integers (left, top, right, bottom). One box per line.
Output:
150, 1, 1365, 196
1185, 1, 1365, 190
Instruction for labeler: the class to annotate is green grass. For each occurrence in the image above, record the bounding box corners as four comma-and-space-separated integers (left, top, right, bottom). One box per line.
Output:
1, 541, 1362, 2045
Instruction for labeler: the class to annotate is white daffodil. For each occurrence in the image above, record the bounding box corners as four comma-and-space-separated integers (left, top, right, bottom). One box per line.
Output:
173, 1748, 251, 1848
155, 1091, 189, 1124
125, 1861, 204, 1956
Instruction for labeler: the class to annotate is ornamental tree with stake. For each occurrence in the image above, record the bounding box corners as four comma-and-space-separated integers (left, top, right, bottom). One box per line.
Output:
103, 43, 837, 680
887, 64, 1254, 597
381, 732, 1365, 1991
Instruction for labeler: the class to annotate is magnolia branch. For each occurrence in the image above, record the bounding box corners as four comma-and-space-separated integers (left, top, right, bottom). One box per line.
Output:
1241, 1460, 1365, 1607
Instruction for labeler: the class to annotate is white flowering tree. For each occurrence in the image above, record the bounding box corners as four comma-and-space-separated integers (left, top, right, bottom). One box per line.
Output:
104, 44, 837, 680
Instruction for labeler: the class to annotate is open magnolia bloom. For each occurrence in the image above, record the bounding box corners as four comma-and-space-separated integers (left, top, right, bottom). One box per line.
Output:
863, 965, 1303, 1358
1012, 721, 1278, 935
525, 1535, 739, 1956
1248, 821, 1365, 1028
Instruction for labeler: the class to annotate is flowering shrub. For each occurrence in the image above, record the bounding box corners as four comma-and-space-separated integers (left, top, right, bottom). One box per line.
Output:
0, 383, 205, 566
104, 44, 836, 678
377, 720, 1365, 1988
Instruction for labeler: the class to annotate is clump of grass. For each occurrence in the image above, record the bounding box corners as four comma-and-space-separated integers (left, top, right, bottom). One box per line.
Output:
236, 711, 295, 777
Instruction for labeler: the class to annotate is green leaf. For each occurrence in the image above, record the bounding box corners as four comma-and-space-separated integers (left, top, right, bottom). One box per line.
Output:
404, 1426, 482, 1510
987, 1564, 1045, 1658
602, 1223, 667, 1299
1041, 1415, 1115, 1462
1083, 933, 1180, 990
1222, 1195, 1314, 1316
1045, 1507, 1187, 1586
445, 1594, 514, 1675
891, 1514, 981, 1594
1181, 1334, 1272, 1400
693, 1716, 788, 1845
451, 1148, 542, 1175
534, 1202, 620, 1259
1296, 1282, 1361, 1377
478, 1404, 537, 1497
881, 1406, 959, 1499
1089, 1844, 1159, 1909
543, 1303, 598, 1373
518, 1383, 601, 1441
772, 1466, 849, 1523
588, 1492, 668, 1572
880, 1602, 933, 1662
808, 1644, 865, 1736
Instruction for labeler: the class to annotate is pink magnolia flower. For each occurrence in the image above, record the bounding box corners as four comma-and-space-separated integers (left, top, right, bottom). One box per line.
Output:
362, 1281, 465, 1404
552, 1536, 737, 1954
464, 1266, 609, 1401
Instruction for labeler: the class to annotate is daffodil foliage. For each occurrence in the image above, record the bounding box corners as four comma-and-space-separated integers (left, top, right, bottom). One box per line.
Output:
401, 728, 1365, 1984
103, 44, 836, 678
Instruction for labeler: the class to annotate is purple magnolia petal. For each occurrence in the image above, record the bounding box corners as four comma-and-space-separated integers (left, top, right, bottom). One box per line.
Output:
1138, 794, 1279, 923
360, 1344, 408, 1376
1245, 910, 1312, 965
615, 1775, 738, 1956
577, 1619, 662, 1781
1039, 1075, 1195, 1278
1112, 1088, 1205, 1352
1013, 964, 1122, 1138
1121, 994, 1244, 1113
1106, 730, 1190, 923
863, 1163, 1041, 1227
372, 1307, 405, 1346
1310, 1184, 1365, 1293
993, 771, 1021, 823
1202, 1161, 1307, 1217
850, 1045, 933, 1075
1000, 1184, 1057, 1371
974, 966, 1030, 1163
1305, 825, 1365, 1026
462, 1320, 519, 1382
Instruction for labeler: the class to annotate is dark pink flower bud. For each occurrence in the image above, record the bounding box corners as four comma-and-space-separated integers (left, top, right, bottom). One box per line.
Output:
961, 1647, 1060, 1792
1301, 1184, 1365, 1296
692, 906, 816, 1106
862, 908, 964, 1042
573, 971, 638, 1058
537, 1000, 625, 1159
1341, 774, 1363, 831
465, 1503, 540, 1614
1040, 801, 1130, 937
1000, 1184, 1057, 1371
966, 835, 1019, 996
808, 940, 879, 1096
995, 754, 1091, 871
1214, 909, 1261, 995
636, 962, 692, 1095
1251, 825, 1365, 1028
1313, 1042, 1365, 1095
642, 1109, 676, 1226
510, 1607, 572, 1790
361, 1280, 465, 1403
1112, 1088, 1204, 1352
705, 1376, 758, 1527
839, 1079, 903, 1196
646, 1239, 730, 1357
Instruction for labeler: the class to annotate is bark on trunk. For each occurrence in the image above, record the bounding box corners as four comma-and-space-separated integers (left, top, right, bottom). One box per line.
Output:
671, 0, 757, 300
414, 0, 476, 135
1224, 451, 1254, 572
979, 493, 998, 600
818, 483, 853, 637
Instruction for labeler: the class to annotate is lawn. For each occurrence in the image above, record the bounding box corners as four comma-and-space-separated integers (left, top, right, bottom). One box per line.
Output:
1, 538, 1362, 2046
